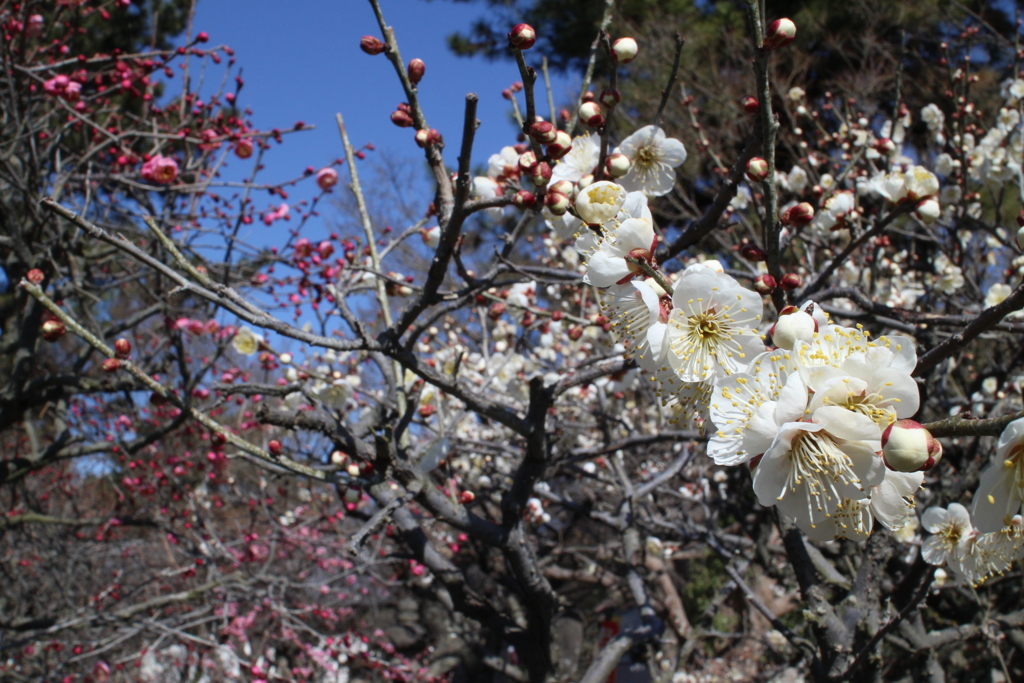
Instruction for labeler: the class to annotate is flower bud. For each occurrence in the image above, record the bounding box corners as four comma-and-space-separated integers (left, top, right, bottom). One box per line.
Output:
360, 35, 385, 55
611, 37, 639, 64
330, 450, 347, 465
753, 274, 777, 294
781, 202, 814, 226
546, 130, 573, 159
41, 320, 66, 341
740, 243, 767, 262
1017, 225, 1024, 251
508, 23, 537, 50
268, 439, 282, 455
102, 358, 122, 372
529, 120, 557, 144
528, 161, 552, 187
544, 191, 571, 216
414, 128, 442, 148
460, 490, 476, 503
488, 302, 507, 319
741, 96, 760, 114
114, 338, 132, 359
421, 226, 441, 249
1016, 209, 1024, 228
882, 420, 943, 472
604, 153, 630, 178
599, 89, 621, 109
390, 110, 414, 128
518, 150, 538, 174
769, 310, 816, 350
745, 157, 769, 182
513, 190, 537, 209
316, 168, 338, 191
549, 179, 574, 197
779, 273, 802, 290
26, 269, 45, 284
915, 198, 940, 223
577, 174, 595, 190
234, 138, 254, 159
578, 101, 605, 128
575, 181, 627, 225
407, 58, 425, 85
763, 18, 797, 50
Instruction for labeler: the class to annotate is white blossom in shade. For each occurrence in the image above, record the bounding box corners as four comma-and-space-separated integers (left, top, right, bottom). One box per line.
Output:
487, 146, 520, 180
1003, 78, 1024, 103
934, 254, 964, 293
708, 351, 802, 466
859, 171, 907, 204
919, 504, 1015, 585
998, 107, 1021, 130
472, 176, 504, 219
730, 184, 752, 210
232, 327, 262, 356
604, 279, 670, 369
551, 133, 600, 184
751, 406, 886, 539
615, 125, 687, 197
583, 218, 657, 288
787, 165, 809, 195
985, 282, 1013, 309
788, 86, 806, 101
922, 503, 976, 567
810, 191, 856, 232
869, 469, 924, 532
903, 166, 940, 200
921, 103, 945, 131
935, 153, 955, 176
665, 269, 765, 382
971, 417, 1024, 533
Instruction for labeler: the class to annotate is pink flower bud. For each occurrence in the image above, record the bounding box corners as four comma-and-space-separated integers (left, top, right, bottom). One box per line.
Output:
781, 202, 814, 226
316, 168, 338, 191
25, 14, 44, 37
234, 138, 254, 159
740, 243, 767, 262
26, 269, 45, 284
753, 274, 776, 294
604, 153, 630, 178
779, 273, 802, 291
763, 18, 797, 50
407, 58, 425, 85
544, 191, 571, 216
508, 23, 537, 50
578, 101, 605, 128
390, 110, 414, 128
611, 37, 639, 64
513, 190, 537, 209
195, 31, 209, 43
599, 89, 621, 108
745, 157, 769, 182
268, 439, 282, 455
546, 130, 573, 159
360, 36, 385, 55
102, 358, 122, 373
114, 338, 132, 359
882, 420, 943, 472
41, 320, 66, 341
529, 120, 557, 144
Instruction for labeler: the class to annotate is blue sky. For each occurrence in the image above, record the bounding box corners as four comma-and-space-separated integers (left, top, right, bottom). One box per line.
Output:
191, 0, 577, 188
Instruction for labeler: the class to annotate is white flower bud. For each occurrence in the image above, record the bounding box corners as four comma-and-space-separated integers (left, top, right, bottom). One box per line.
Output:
881, 419, 943, 472
278, 352, 293, 364
604, 153, 630, 178
574, 181, 626, 225
578, 101, 605, 128
611, 37, 639, 64
770, 310, 816, 350
915, 198, 940, 223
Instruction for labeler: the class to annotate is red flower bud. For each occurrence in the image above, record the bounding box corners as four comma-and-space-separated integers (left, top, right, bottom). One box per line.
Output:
753, 274, 777, 294
102, 358, 122, 373
268, 439, 282, 455
518, 150, 538, 174
508, 23, 537, 50
234, 138, 254, 159
360, 35, 385, 55
544, 191, 571, 216
390, 110, 414, 128
745, 157, 769, 182
41, 319, 66, 341
599, 89, 621, 108
579, 101, 605, 128
779, 273, 802, 291
488, 302, 507, 320
407, 58, 425, 85
781, 202, 814, 226
415, 128, 443, 148
528, 161, 552, 186
513, 190, 537, 209
195, 31, 209, 43
763, 18, 797, 50
114, 338, 132, 359
26, 269, 45, 284
546, 130, 573, 159
740, 243, 767, 262
549, 180, 574, 197
529, 120, 557, 144
741, 96, 760, 114
460, 490, 476, 503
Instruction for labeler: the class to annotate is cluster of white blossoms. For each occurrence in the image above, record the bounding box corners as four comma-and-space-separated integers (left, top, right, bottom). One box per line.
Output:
545, 125, 1024, 585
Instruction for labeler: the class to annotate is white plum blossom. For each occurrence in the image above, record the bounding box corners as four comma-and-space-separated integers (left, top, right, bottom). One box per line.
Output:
551, 133, 600, 184
582, 218, 657, 288
972, 417, 1024, 533
615, 125, 687, 196
985, 282, 1013, 309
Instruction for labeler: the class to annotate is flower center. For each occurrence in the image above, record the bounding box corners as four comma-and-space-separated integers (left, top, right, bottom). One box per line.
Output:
636, 144, 660, 167
690, 313, 721, 340
784, 430, 864, 531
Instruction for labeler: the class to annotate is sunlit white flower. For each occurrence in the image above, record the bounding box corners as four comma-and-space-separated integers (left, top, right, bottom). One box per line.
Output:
232, 327, 262, 356
985, 282, 1013, 309
869, 469, 923, 532
904, 166, 940, 200
551, 133, 600, 184
615, 125, 687, 197
583, 218, 657, 288
665, 268, 764, 382
972, 417, 1024, 533
605, 279, 670, 371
